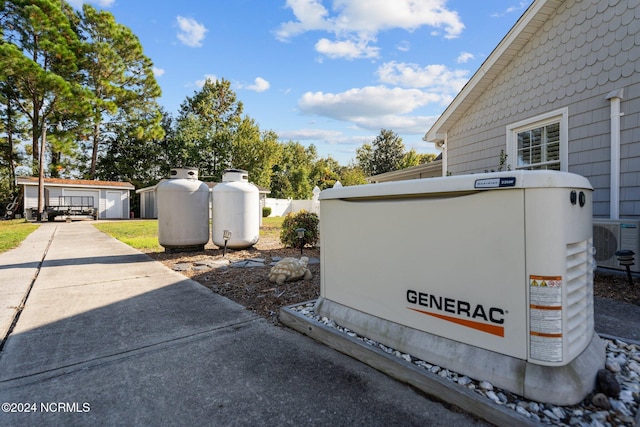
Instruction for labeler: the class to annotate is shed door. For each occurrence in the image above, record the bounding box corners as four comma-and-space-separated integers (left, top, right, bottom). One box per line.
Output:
105, 191, 122, 218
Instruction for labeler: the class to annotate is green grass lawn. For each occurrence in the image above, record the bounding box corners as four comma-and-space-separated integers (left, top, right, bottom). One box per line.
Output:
261, 216, 284, 240
0, 219, 40, 254
93, 217, 285, 251
93, 220, 163, 252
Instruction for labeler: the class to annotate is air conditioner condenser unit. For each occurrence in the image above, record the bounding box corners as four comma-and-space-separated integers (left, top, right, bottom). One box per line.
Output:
593, 219, 640, 272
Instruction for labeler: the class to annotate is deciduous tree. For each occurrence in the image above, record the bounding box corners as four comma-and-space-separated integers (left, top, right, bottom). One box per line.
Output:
176, 78, 242, 180
231, 117, 281, 189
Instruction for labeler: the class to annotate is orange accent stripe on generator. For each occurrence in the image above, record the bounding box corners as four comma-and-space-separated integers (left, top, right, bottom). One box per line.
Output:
407, 307, 505, 337
530, 304, 562, 310
530, 331, 563, 338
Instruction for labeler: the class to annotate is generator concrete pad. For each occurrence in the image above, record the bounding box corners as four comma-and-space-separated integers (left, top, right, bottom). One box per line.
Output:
301, 297, 606, 406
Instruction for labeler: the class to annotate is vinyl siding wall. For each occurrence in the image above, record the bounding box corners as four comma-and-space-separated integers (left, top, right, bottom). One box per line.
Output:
22, 185, 131, 219
445, 0, 640, 217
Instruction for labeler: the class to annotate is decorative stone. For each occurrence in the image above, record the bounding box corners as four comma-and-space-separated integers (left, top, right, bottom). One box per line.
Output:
606, 359, 621, 373
172, 263, 190, 271
527, 402, 540, 413
290, 305, 640, 426
551, 406, 565, 420
268, 256, 312, 285
231, 260, 265, 268
457, 376, 472, 386
479, 381, 493, 391
486, 390, 501, 404
609, 399, 632, 416
591, 393, 611, 409
597, 369, 621, 398
542, 409, 559, 421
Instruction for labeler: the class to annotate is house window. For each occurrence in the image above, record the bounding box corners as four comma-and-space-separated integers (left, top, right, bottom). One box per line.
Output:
516, 123, 560, 170
507, 108, 568, 171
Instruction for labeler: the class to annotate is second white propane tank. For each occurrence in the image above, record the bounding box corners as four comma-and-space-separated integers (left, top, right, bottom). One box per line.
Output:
212, 169, 259, 249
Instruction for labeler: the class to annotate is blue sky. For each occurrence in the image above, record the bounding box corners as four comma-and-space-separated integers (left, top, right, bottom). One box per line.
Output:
69, 0, 534, 165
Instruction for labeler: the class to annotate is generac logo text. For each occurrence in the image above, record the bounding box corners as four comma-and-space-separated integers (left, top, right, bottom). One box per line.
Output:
406, 289, 505, 337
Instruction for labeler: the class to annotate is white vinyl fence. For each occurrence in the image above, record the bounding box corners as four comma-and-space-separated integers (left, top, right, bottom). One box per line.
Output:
265, 186, 322, 217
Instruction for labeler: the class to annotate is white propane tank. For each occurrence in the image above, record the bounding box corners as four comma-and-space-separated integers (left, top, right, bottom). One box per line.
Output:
157, 167, 209, 251
212, 169, 259, 249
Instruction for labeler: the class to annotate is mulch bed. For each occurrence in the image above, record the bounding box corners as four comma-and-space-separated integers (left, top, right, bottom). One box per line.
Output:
145, 237, 639, 324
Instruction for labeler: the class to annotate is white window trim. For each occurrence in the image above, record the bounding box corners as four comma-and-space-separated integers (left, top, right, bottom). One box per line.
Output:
506, 108, 568, 172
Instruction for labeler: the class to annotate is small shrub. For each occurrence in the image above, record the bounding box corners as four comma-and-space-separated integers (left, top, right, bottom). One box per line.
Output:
280, 210, 319, 248
262, 206, 272, 217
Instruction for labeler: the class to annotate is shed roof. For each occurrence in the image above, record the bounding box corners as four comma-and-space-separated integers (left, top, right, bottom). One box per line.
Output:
17, 177, 135, 190
424, 0, 563, 146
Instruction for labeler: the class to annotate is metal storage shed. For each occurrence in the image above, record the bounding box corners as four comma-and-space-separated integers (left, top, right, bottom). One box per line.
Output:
136, 185, 158, 219
136, 181, 270, 219
16, 177, 135, 220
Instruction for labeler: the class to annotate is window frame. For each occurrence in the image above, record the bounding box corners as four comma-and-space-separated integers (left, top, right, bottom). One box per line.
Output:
506, 108, 568, 172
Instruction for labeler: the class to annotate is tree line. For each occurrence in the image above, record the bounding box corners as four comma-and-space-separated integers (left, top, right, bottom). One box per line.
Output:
0, 0, 436, 214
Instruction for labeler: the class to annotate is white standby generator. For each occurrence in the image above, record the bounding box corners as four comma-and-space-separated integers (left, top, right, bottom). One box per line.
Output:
316, 171, 605, 405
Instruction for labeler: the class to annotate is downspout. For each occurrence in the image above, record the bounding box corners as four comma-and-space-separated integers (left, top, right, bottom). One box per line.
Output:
606, 89, 624, 220
441, 140, 447, 177
435, 133, 447, 177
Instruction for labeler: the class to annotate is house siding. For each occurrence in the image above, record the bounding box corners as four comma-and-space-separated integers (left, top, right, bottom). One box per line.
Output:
444, 0, 640, 218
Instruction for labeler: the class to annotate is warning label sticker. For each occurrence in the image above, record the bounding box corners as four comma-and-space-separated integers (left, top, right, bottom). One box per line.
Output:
529, 275, 563, 363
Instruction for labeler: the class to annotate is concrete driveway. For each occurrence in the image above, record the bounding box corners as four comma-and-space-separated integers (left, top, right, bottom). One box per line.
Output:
0, 223, 484, 426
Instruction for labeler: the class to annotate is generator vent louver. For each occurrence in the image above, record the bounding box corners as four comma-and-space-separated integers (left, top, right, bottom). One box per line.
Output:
565, 239, 593, 357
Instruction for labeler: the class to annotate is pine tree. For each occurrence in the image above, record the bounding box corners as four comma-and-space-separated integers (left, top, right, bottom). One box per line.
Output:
79, 4, 163, 179
0, 0, 91, 219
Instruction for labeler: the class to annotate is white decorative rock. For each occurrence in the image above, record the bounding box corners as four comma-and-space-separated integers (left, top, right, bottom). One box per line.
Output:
268, 256, 312, 285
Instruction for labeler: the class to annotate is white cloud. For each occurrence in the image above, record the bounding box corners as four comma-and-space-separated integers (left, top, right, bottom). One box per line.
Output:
457, 52, 474, 64
299, 86, 439, 119
279, 128, 344, 141
276, 0, 465, 59
278, 129, 370, 149
396, 40, 411, 52
176, 16, 208, 48
153, 67, 165, 77
275, 0, 331, 40
350, 114, 440, 133
194, 74, 218, 88
244, 77, 271, 92
330, 0, 464, 38
315, 37, 379, 59
296, 79, 456, 135
491, 1, 532, 18
376, 61, 469, 93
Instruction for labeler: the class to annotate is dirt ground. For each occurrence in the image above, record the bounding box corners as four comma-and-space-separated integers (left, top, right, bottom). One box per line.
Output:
145, 235, 640, 325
